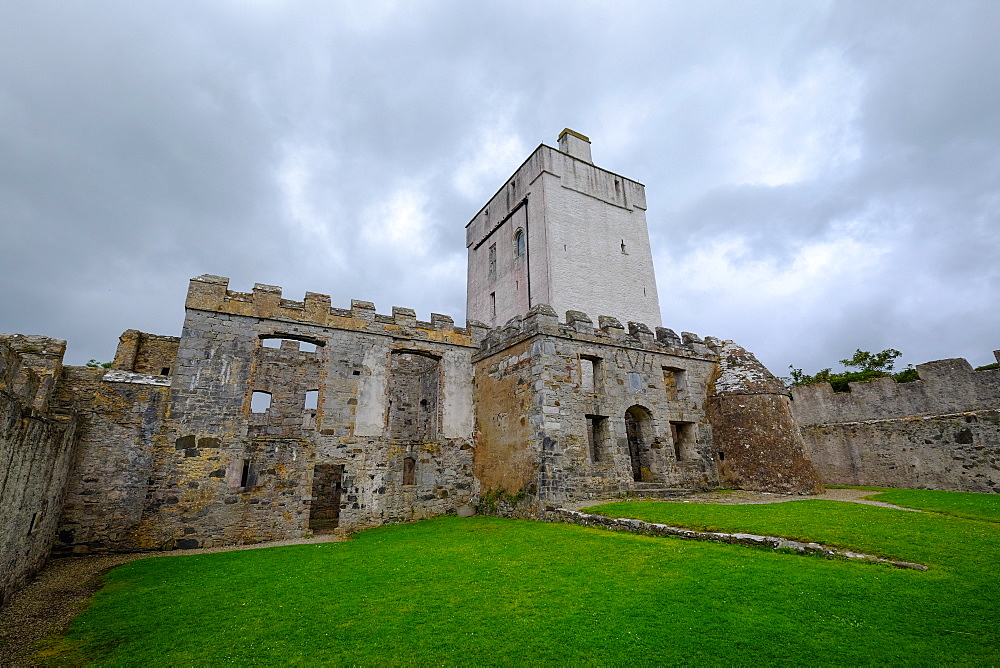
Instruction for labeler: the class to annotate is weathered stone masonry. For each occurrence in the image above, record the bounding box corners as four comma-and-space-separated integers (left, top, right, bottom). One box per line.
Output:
792, 354, 1000, 493
51, 275, 483, 555
0, 336, 78, 606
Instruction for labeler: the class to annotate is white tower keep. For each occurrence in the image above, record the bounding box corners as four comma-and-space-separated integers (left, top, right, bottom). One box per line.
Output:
466, 129, 662, 329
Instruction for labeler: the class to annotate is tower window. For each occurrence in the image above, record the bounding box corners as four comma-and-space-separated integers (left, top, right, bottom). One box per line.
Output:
490, 292, 496, 318
621, 239, 627, 254
489, 243, 497, 279
514, 229, 525, 257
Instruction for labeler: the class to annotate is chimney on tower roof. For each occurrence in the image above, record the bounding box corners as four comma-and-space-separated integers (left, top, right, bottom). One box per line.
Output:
558, 128, 592, 164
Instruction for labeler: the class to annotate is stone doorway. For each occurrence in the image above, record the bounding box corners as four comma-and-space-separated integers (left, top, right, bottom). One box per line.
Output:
309, 464, 344, 532
625, 405, 654, 482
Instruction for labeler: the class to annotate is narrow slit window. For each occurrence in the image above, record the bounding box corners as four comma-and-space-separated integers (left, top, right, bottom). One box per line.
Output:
304, 390, 319, 410
240, 460, 251, 487
489, 243, 497, 279
490, 292, 496, 318
250, 391, 272, 414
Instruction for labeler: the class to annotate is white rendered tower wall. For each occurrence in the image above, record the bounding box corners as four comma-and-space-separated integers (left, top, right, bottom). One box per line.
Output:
466, 129, 662, 329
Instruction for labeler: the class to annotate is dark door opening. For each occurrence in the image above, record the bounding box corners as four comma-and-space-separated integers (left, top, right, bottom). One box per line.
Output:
625, 405, 654, 482
309, 464, 344, 532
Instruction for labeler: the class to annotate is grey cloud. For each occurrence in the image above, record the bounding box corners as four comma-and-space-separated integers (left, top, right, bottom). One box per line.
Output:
1, 1, 996, 375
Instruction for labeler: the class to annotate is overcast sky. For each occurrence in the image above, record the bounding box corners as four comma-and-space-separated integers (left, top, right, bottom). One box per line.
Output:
2, 1, 997, 376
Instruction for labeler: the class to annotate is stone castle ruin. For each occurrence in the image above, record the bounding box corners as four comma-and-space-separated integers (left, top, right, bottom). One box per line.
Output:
2, 130, 998, 605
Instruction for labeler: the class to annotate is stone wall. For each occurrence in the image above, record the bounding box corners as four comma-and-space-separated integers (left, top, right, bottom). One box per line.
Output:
791, 353, 1000, 492
51, 367, 169, 554
51, 275, 484, 554
0, 337, 78, 605
473, 306, 720, 512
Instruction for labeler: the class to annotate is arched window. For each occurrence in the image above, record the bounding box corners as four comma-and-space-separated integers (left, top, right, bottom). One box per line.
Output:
514, 229, 525, 257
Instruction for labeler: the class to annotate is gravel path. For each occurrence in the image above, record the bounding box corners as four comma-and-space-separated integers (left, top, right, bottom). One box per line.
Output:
0, 533, 343, 667
0, 489, 913, 666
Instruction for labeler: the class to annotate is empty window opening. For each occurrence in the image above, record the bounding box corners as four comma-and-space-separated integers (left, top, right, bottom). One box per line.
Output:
353, 370, 361, 376
671, 421, 697, 461
581, 355, 601, 392
628, 371, 642, 392
625, 406, 655, 482
515, 280, 519, 291
304, 390, 319, 410
388, 352, 440, 442
309, 464, 344, 531
260, 335, 324, 352
621, 239, 627, 254
488, 243, 497, 280
160, 367, 171, 376
250, 391, 272, 414
663, 368, 686, 401
615, 179, 620, 195
514, 229, 525, 257
586, 415, 607, 463
718, 451, 725, 462
403, 456, 416, 485
240, 459, 252, 487
490, 292, 496, 319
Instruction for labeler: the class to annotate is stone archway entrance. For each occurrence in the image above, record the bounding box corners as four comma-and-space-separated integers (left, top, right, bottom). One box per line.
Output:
625, 405, 654, 482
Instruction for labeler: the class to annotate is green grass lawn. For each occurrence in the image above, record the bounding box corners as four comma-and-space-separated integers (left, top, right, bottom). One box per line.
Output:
40, 489, 999, 666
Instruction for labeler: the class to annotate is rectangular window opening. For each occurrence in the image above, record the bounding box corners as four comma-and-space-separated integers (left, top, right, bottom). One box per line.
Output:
403, 456, 416, 486
671, 421, 696, 461
586, 415, 607, 463
250, 391, 272, 414
299, 341, 318, 353
490, 292, 496, 319
160, 367, 171, 376
304, 390, 319, 410
488, 243, 497, 280
663, 367, 686, 401
240, 459, 251, 487
580, 355, 601, 392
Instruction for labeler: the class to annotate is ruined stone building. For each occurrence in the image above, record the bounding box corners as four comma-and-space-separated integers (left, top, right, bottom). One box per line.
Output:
2, 130, 998, 606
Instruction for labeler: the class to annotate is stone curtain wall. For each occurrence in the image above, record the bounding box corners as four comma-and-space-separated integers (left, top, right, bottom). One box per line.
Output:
791, 354, 1000, 492
51, 367, 169, 554
0, 337, 78, 605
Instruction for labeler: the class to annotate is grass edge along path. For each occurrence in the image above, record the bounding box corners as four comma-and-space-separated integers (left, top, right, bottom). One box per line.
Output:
34, 493, 1000, 666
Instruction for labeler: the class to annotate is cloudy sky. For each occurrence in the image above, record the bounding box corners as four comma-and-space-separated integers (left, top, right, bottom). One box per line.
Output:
2, 1, 998, 376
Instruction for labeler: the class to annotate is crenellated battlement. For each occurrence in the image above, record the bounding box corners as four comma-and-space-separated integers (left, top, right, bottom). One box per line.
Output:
474, 304, 719, 361
790, 352, 1000, 426
185, 275, 484, 346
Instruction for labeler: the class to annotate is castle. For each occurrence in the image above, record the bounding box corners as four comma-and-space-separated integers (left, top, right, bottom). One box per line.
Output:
2, 130, 997, 606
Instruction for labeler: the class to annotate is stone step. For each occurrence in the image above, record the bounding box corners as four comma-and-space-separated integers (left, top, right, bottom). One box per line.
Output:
630, 485, 693, 499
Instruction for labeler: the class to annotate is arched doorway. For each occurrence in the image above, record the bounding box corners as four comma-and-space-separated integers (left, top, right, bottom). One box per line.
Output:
625, 405, 654, 482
